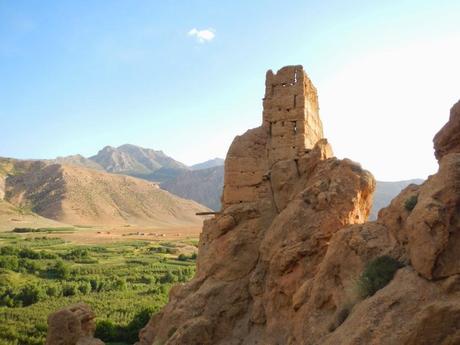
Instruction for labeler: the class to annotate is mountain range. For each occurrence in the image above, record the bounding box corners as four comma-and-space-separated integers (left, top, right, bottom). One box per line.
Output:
0, 144, 423, 227
0, 156, 208, 229
50, 145, 226, 209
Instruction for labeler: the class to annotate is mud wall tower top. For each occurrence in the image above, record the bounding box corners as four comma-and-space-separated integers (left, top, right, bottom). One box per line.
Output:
263, 65, 324, 166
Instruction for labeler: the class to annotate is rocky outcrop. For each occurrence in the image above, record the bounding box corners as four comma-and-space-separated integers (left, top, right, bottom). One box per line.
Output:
45, 303, 104, 345
136, 66, 375, 345
135, 66, 460, 345
434, 100, 460, 160
405, 153, 460, 279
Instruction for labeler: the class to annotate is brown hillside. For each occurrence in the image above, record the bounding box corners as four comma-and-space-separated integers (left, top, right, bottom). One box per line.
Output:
0, 199, 67, 232
5, 163, 209, 227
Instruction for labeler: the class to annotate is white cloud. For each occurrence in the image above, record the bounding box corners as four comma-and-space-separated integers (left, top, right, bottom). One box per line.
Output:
188, 28, 215, 43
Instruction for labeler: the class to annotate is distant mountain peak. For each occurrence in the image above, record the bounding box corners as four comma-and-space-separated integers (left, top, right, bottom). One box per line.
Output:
89, 144, 187, 176
191, 158, 225, 170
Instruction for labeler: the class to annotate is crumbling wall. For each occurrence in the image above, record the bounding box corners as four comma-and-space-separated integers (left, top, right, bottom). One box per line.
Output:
263, 65, 323, 166
223, 66, 324, 208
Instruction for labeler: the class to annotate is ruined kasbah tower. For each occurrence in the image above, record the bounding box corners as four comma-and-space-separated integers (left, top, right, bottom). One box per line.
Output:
223, 66, 329, 212
135, 65, 374, 345
263, 66, 323, 163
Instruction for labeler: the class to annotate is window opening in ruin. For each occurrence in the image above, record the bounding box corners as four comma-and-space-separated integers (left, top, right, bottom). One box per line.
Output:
293, 121, 297, 134
293, 95, 297, 108
282, 121, 285, 127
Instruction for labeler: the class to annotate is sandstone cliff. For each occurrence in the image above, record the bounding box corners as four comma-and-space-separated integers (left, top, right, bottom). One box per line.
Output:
135, 66, 460, 345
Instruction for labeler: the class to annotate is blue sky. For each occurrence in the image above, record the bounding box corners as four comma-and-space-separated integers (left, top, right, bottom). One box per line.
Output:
1, 0, 460, 180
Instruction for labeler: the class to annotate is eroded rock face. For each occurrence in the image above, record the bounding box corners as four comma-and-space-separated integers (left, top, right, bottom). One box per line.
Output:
406, 153, 460, 279
434, 100, 460, 160
45, 303, 104, 345
136, 65, 460, 344
137, 66, 375, 345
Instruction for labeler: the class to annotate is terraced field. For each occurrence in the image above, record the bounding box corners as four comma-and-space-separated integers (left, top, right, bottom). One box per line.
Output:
0, 233, 197, 345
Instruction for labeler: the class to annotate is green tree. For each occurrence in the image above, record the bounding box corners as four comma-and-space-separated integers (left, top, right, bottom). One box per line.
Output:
16, 284, 45, 306
50, 260, 70, 279
0, 256, 19, 271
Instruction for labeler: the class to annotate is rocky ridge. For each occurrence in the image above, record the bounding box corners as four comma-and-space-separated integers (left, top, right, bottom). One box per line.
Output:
89, 144, 187, 178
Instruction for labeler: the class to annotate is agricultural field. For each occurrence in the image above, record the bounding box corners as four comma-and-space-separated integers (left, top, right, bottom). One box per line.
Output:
0, 231, 198, 345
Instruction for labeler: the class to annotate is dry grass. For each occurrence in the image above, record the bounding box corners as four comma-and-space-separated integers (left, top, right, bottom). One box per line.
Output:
45, 224, 203, 244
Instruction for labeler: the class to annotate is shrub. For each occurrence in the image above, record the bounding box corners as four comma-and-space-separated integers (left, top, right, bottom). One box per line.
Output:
15, 284, 45, 306
159, 271, 176, 284
356, 256, 402, 299
0, 256, 19, 271
0, 246, 18, 256
404, 195, 418, 211
124, 308, 154, 342
49, 260, 70, 279
89, 278, 99, 291
95, 308, 154, 343
113, 278, 127, 291
78, 281, 92, 294
18, 248, 41, 259
95, 320, 118, 341
62, 248, 89, 260
62, 284, 78, 297
46, 285, 61, 297
20, 259, 42, 274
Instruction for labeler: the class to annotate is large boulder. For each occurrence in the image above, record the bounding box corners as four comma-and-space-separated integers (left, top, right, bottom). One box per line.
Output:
45, 303, 104, 345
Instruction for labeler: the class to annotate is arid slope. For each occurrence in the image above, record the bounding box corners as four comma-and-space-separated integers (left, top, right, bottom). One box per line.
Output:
5, 163, 209, 227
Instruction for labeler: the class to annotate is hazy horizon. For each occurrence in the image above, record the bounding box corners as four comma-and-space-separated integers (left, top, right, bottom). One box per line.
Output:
1, 0, 459, 181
